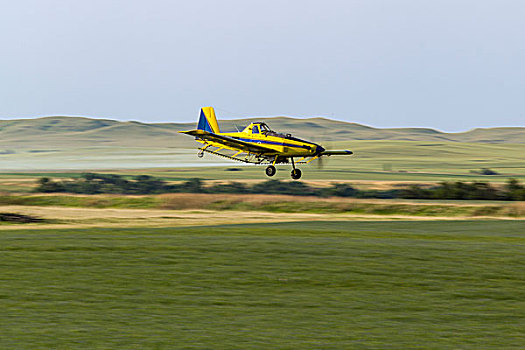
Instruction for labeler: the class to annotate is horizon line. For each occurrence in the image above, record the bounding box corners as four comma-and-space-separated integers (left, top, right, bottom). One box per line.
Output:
1, 113, 524, 134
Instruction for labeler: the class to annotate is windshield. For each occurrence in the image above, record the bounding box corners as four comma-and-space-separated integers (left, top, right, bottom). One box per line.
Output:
257, 123, 296, 139
259, 123, 271, 132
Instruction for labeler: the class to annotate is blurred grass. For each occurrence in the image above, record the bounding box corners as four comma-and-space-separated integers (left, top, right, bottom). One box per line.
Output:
0, 194, 159, 209
0, 193, 523, 218
1, 221, 524, 348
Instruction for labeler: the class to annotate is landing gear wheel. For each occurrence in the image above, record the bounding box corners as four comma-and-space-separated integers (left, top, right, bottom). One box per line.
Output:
265, 165, 276, 177
197, 151, 204, 158
291, 168, 302, 180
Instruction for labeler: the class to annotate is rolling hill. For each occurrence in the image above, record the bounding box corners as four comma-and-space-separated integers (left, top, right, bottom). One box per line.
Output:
0, 116, 523, 150
0, 116, 523, 172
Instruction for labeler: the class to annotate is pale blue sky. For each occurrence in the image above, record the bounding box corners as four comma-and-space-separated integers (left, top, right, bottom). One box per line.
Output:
0, 0, 524, 131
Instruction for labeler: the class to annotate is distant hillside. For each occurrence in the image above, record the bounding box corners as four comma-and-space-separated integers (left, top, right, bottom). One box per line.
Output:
0, 116, 523, 150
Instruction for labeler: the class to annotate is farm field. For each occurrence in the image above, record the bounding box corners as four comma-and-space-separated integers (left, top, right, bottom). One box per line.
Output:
1, 221, 524, 349
1, 141, 524, 184
0, 193, 523, 230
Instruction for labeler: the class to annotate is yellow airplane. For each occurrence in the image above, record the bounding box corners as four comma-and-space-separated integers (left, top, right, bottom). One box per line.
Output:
180, 107, 353, 179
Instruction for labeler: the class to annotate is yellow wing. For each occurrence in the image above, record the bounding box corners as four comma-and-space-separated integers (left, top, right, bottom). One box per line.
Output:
179, 130, 277, 154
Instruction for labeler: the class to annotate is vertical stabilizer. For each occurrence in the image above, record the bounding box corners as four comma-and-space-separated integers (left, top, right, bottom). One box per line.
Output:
197, 107, 220, 133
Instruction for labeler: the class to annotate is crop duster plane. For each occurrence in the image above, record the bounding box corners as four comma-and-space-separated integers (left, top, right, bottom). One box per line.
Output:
180, 107, 353, 179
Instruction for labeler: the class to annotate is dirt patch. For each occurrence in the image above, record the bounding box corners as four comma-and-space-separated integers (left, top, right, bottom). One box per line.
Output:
0, 205, 521, 231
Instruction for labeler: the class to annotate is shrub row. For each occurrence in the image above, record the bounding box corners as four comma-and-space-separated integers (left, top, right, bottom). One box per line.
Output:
34, 173, 525, 201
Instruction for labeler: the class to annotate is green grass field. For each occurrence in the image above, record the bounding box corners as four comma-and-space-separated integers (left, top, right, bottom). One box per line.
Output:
2, 221, 524, 349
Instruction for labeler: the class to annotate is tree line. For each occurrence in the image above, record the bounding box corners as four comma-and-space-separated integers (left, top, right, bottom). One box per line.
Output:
35, 173, 525, 201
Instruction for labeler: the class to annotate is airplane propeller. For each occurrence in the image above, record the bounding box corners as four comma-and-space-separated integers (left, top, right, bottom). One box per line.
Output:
315, 154, 324, 169
312, 134, 333, 170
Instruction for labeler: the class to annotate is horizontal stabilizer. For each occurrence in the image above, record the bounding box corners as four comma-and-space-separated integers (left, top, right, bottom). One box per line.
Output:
179, 129, 209, 136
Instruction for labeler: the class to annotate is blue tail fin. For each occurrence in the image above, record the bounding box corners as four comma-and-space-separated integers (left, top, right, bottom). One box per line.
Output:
197, 107, 220, 133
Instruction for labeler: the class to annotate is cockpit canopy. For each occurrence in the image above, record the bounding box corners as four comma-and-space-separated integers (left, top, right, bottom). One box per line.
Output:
250, 122, 271, 134
243, 122, 292, 138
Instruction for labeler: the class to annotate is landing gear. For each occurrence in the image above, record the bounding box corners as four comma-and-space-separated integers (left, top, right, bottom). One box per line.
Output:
265, 165, 276, 177
197, 151, 204, 158
265, 157, 302, 179
291, 168, 302, 180
290, 157, 302, 180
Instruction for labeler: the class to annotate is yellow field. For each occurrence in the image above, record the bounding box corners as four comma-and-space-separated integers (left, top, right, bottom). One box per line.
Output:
1, 193, 523, 230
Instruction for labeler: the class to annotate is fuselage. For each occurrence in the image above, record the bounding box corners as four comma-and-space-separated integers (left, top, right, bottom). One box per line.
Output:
200, 122, 325, 157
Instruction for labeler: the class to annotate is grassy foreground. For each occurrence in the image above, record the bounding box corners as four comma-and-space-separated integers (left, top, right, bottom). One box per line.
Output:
1, 221, 524, 349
